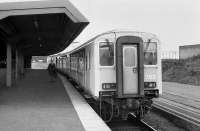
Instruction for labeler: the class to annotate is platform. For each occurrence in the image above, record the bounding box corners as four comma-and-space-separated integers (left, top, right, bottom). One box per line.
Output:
0, 69, 110, 131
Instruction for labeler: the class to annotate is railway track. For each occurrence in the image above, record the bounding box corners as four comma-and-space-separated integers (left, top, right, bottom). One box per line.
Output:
74, 85, 157, 131
83, 95, 157, 131
162, 92, 200, 110
153, 97, 200, 128
107, 113, 157, 131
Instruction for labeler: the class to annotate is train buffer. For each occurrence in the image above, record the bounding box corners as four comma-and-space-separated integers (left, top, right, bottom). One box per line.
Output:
0, 69, 110, 131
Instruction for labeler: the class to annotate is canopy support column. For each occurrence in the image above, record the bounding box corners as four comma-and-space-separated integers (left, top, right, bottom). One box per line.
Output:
19, 54, 24, 77
15, 48, 19, 80
6, 43, 12, 87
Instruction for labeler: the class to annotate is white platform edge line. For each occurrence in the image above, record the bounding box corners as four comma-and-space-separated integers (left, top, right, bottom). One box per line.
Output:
59, 75, 111, 131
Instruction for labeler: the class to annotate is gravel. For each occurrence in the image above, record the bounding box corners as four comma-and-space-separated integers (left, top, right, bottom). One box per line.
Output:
143, 111, 186, 131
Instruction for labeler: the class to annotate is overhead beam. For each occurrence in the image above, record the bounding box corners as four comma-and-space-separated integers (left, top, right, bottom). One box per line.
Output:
0, 21, 15, 35
0, 0, 89, 56
11, 31, 63, 40
0, 7, 79, 23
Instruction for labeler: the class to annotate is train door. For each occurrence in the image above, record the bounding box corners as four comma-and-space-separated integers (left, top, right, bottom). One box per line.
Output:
116, 36, 144, 98
85, 49, 90, 89
123, 45, 138, 94
80, 50, 85, 87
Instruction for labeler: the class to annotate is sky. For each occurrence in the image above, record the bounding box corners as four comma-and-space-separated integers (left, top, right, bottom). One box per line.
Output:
0, 0, 199, 53
67, 0, 200, 52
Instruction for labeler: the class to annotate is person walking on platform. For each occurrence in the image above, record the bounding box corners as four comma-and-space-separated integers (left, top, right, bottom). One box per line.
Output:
47, 61, 57, 82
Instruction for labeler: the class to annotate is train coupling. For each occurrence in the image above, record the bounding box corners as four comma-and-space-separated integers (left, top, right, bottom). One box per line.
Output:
126, 99, 140, 109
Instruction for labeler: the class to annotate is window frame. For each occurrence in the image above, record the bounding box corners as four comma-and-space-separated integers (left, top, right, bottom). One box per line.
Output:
123, 46, 137, 68
143, 42, 158, 66
99, 41, 115, 68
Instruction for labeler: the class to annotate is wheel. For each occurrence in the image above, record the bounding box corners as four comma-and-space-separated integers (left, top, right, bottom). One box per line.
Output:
100, 101, 113, 122
136, 105, 144, 120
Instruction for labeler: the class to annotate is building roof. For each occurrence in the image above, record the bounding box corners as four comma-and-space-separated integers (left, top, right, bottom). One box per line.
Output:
180, 44, 200, 49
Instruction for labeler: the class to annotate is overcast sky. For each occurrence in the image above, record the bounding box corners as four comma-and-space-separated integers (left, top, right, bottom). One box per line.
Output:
1, 0, 199, 52
68, 0, 200, 52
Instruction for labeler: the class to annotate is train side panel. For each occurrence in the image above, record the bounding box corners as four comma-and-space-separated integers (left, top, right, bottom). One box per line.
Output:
157, 39, 162, 94
95, 33, 117, 97
77, 51, 85, 88
84, 43, 97, 98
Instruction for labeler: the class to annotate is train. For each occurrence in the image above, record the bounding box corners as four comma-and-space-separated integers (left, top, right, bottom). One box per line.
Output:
50, 30, 162, 122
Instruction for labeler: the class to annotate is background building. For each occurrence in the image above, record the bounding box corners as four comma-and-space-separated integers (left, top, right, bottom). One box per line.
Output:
179, 44, 200, 59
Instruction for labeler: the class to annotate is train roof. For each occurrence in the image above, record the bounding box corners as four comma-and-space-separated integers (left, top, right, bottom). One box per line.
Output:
59, 30, 159, 56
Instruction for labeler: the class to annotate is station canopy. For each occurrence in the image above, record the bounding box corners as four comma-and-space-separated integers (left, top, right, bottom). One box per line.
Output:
0, 0, 89, 56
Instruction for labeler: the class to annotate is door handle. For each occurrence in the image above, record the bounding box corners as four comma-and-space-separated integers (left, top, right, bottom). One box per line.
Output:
132, 68, 137, 73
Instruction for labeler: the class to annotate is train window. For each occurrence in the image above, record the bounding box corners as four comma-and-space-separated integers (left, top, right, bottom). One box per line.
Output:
66, 57, 69, 69
144, 42, 157, 65
79, 58, 84, 71
99, 42, 114, 66
87, 52, 90, 70
71, 57, 74, 70
124, 47, 137, 67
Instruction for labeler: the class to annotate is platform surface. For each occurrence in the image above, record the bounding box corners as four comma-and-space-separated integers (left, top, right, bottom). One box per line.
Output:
59, 75, 111, 131
0, 69, 85, 131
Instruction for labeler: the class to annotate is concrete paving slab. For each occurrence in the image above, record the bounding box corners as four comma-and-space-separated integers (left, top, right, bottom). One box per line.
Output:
0, 69, 85, 131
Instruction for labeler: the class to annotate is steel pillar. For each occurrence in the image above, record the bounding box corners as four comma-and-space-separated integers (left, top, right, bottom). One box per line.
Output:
21, 55, 24, 75
6, 43, 12, 87
15, 48, 19, 80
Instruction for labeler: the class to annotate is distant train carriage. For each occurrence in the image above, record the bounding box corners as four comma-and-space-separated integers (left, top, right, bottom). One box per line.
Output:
54, 30, 162, 121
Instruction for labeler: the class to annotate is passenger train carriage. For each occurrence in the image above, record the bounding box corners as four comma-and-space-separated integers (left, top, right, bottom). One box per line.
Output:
53, 30, 162, 121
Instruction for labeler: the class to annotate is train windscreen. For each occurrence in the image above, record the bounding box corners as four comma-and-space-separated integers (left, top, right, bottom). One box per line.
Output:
99, 42, 114, 66
144, 42, 157, 65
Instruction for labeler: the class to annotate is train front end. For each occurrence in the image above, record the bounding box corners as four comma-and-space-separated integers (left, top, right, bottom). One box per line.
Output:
99, 32, 161, 121
117, 34, 161, 119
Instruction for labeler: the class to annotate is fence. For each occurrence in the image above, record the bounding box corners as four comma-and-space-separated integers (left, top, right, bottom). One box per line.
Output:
161, 51, 179, 60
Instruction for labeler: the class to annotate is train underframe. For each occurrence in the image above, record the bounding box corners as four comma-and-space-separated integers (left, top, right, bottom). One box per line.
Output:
98, 91, 154, 122
57, 70, 158, 122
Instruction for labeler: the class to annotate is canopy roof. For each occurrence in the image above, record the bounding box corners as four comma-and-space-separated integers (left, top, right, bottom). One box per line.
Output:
0, 0, 89, 56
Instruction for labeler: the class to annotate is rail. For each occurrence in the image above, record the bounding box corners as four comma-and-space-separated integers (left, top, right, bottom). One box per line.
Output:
108, 113, 157, 131
153, 98, 200, 128
129, 113, 157, 131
